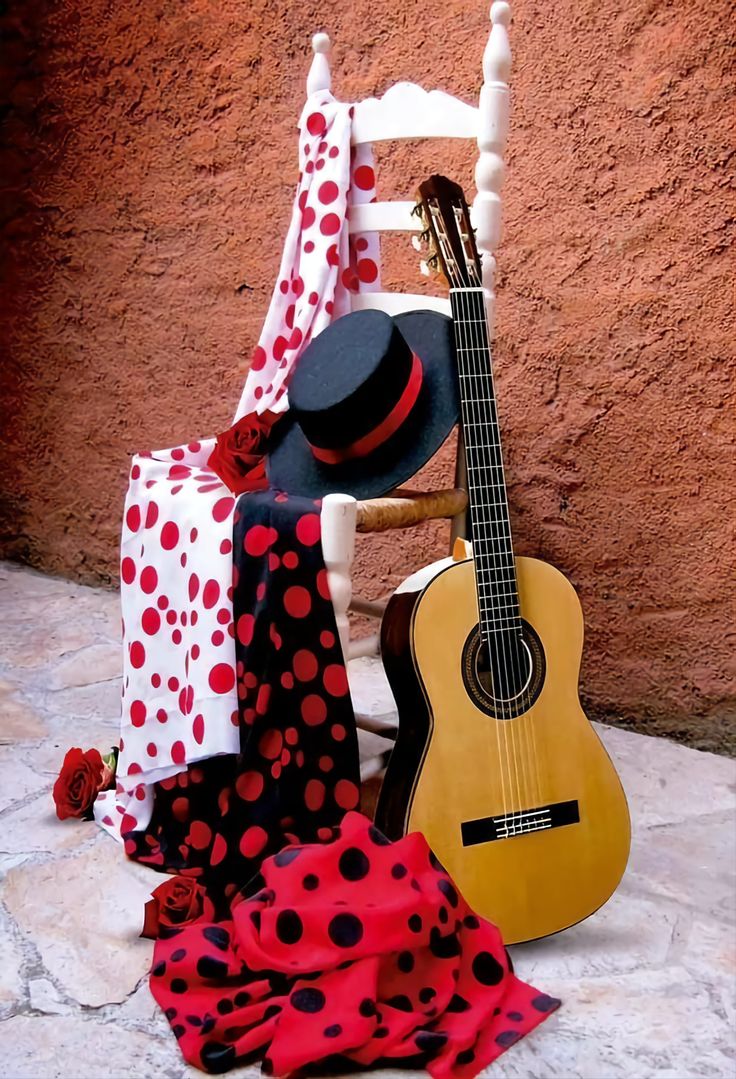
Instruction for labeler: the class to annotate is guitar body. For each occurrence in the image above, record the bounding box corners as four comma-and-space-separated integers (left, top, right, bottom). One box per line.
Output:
376, 554, 631, 945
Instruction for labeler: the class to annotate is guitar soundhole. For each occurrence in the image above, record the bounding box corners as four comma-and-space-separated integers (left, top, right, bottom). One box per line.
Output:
461, 621, 545, 720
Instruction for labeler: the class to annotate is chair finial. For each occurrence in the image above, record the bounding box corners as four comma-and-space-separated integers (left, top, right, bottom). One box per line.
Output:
490, 1, 510, 27
307, 32, 332, 95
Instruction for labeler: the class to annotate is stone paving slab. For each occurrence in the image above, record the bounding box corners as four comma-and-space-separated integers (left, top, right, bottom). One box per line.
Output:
0, 561, 734, 1079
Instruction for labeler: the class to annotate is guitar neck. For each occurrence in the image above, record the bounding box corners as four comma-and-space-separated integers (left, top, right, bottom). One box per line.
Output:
450, 287, 522, 639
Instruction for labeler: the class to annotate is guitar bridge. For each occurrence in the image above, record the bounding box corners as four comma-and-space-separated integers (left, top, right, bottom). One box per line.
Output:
461, 799, 580, 845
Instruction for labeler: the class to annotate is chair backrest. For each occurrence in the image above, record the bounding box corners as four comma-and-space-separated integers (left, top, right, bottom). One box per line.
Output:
306, 2, 512, 333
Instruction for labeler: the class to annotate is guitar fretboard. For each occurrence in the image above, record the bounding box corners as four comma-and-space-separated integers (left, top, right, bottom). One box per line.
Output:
450, 287, 522, 643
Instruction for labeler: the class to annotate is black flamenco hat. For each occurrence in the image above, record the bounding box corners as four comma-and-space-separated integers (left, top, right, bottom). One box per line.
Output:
266, 309, 459, 500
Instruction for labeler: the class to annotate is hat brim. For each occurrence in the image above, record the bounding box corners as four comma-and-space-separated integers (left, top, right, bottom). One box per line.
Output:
266, 310, 459, 500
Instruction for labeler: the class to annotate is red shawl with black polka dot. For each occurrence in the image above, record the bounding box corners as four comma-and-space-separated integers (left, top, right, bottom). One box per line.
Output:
128, 491, 559, 1074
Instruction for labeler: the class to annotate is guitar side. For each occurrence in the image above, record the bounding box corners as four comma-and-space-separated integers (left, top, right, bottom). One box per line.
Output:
377, 554, 631, 945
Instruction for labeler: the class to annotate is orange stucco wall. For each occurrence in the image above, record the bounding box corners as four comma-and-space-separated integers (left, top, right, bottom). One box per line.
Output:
1, 0, 733, 749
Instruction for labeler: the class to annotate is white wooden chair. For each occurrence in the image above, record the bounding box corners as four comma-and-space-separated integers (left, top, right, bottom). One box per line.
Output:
313, 3, 512, 687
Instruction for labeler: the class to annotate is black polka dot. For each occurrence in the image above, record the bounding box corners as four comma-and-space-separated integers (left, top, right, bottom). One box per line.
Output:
197, 956, 229, 980
456, 1049, 476, 1065
164, 1006, 177, 1020
291, 987, 326, 1013
372, 1026, 389, 1038
172, 1023, 186, 1039
438, 878, 459, 907
274, 848, 301, 867
507, 1010, 524, 1022
216, 998, 234, 1015
276, 909, 303, 944
447, 993, 471, 1013
429, 927, 461, 958
415, 1031, 448, 1054
302, 873, 319, 890
159, 925, 183, 940
203, 926, 230, 951
324, 1024, 342, 1038
264, 1003, 282, 1019
186, 1014, 203, 1026
496, 1030, 520, 1048
439, 907, 449, 924
338, 847, 370, 881
201, 1015, 216, 1035
200, 1042, 236, 1072
359, 997, 376, 1017
408, 914, 422, 933
387, 994, 413, 1012
391, 863, 407, 880
368, 825, 391, 846
328, 912, 363, 947
235, 990, 251, 1007
397, 950, 414, 973
170, 978, 188, 994
472, 950, 504, 985
532, 993, 560, 1013
429, 850, 445, 872
418, 987, 436, 1004
170, 948, 186, 962
463, 914, 480, 930
152, 960, 166, 978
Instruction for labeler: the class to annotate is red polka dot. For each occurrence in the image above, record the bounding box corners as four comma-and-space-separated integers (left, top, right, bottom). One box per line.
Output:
331, 724, 346, 741
256, 683, 272, 715
172, 797, 189, 822
305, 778, 326, 811
282, 551, 299, 570
302, 205, 316, 228
188, 573, 200, 600
293, 649, 318, 682
179, 685, 194, 715
301, 694, 327, 726
271, 761, 282, 779
213, 496, 235, 522
146, 741, 157, 757
141, 607, 161, 635
334, 779, 360, 809
121, 557, 136, 585
240, 825, 268, 858
354, 164, 375, 190
171, 740, 186, 764
126, 505, 141, 532
318, 180, 339, 204
209, 663, 235, 694
156, 708, 167, 723
273, 335, 288, 361
171, 447, 185, 461
211, 833, 228, 866
212, 629, 224, 646
306, 112, 326, 136
284, 586, 311, 618
130, 700, 146, 727
319, 755, 334, 772
244, 524, 276, 557
326, 244, 339, 267
235, 614, 254, 646
296, 513, 320, 546
251, 346, 267, 371
320, 630, 335, 648
285, 727, 299, 745
140, 566, 158, 594
145, 502, 159, 528
281, 671, 294, 690
168, 676, 179, 691
203, 579, 220, 609
160, 522, 179, 550
320, 212, 340, 236
236, 770, 264, 801
317, 569, 331, 600
129, 641, 145, 669
220, 538, 232, 555
190, 820, 212, 850
217, 608, 231, 625
324, 664, 349, 696
259, 729, 283, 760
357, 258, 378, 283
166, 610, 177, 625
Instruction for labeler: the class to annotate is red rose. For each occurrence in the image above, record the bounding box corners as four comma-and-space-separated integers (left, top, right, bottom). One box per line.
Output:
52, 747, 106, 821
141, 876, 214, 940
207, 411, 279, 495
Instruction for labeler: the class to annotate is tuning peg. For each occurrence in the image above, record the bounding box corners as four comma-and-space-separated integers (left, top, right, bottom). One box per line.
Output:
427, 253, 440, 271
411, 202, 424, 218
411, 235, 423, 251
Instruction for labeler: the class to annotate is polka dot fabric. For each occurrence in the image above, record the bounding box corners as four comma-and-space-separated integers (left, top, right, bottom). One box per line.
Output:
94, 443, 241, 840
120, 491, 361, 888
233, 92, 380, 422
150, 812, 559, 1077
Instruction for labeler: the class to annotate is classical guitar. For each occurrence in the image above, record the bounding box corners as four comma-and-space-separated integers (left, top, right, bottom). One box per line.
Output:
375, 175, 630, 945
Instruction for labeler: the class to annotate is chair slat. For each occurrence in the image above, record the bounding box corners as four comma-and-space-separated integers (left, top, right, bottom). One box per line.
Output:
351, 82, 478, 145
348, 201, 420, 233
349, 292, 451, 317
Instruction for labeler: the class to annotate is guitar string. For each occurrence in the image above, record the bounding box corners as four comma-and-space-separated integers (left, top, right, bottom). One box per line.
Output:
465, 281, 542, 820
459, 279, 527, 830
444, 237, 515, 829
448, 267, 512, 827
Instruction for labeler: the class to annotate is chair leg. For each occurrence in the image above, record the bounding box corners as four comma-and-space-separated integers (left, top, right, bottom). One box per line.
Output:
320, 493, 357, 660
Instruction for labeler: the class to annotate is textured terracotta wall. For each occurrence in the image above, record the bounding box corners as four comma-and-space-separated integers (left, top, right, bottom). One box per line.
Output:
1, 0, 733, 749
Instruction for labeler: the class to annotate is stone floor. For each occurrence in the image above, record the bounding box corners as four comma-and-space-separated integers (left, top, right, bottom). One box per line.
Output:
0, 559, 734, 1079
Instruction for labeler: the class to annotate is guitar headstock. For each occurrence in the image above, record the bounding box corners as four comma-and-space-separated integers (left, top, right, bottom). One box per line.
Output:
413, 175, 482, 290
